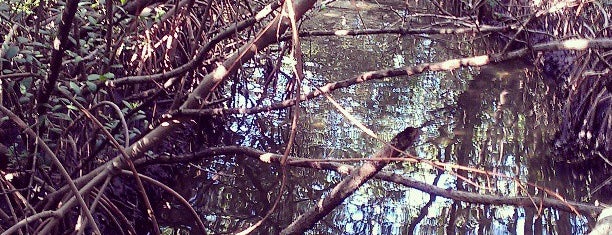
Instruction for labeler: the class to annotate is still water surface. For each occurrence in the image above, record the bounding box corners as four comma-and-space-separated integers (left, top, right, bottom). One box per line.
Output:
162, 1, 602, 234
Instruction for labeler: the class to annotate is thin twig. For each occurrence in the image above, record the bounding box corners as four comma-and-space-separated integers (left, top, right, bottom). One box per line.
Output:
136, 145, 604, 216
169, 38, 612, 121
56, 87, 161, 235
0, 105, 102, 234
119, 170, 208, 234
1, 211, 60, 235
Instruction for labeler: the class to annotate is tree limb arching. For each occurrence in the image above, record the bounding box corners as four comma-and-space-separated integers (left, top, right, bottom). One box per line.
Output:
106, 0, 285, 87
0, 105, 102, 235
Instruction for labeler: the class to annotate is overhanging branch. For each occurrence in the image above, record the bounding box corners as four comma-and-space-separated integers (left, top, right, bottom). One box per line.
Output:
134, 145, 605, 216
168, 38, 612, 119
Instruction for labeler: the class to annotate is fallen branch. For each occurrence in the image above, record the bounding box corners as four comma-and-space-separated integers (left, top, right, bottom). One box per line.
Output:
134, 145, 605, 217
281, 127, 420, 234
169, 38, 612, 119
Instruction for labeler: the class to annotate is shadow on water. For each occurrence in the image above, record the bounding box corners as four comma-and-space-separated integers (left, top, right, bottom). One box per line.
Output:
158, 1, 605, 234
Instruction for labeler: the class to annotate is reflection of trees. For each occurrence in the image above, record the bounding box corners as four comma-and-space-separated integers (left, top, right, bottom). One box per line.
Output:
440, 59, 595, 234
1, 0, 609, 233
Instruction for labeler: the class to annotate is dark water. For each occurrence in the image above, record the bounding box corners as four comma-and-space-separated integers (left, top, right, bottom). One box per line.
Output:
158, 1, 603, 234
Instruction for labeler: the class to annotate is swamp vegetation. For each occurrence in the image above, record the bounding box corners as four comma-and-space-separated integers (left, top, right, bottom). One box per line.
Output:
0, 0, 611, 234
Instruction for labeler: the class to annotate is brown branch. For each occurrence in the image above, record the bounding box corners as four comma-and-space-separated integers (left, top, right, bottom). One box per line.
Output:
118, 0, 315, 160
428, 0, 455, 16
119, 170, 207, 234
44, 0, 319, 229
168, 38, 612, 119
2, 211, 60, 235
36, 0, 79, 114
56, 87, 161, 235
281, 127, 420, 234
236, 2, 306, 233
0, 105, 102, 234
133, 146, 605, 217
0, 72, 40, 80
110, 0, 462, 88
106, 0, 284, 87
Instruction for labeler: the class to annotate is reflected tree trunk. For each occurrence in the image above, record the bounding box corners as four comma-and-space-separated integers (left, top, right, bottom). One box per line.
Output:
557, 211, 572, 234
478, 205, 491, 234
525, 207, 535, 235
407, 173, 441, 234
447, 203, 458, 234
534, 212, 543, 235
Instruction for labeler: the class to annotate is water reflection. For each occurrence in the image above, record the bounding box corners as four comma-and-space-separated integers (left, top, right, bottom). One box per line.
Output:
162, 1, 601, 234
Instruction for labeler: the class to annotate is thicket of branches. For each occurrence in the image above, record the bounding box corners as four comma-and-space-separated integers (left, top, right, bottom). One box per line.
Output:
0, 0, 610, 234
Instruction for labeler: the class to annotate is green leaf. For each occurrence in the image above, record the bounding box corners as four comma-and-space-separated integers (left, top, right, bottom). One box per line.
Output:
4, 46, 19, 59
52, 104, 63, 111
133, 114, 146, 122
69, 81, 81, 94
86, 81, 97, 91
132, 128, 141, 135
17, 37, 28, 43
87, 74, 101, 81
87, 16, 97, 24
102, 72, 115, 79
18, 96, 30, 104
66, 105, 79, 111
52, 113, 73, 121
0, 3, 9, 11
31, 42, 45, 48
19, 77, 32, 94
58, 98, 70, 104
50, 128, 63, 134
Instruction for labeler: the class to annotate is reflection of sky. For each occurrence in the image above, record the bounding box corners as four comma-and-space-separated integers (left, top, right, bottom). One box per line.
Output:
288, 4, 589, 234
197, 3, 593, 235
